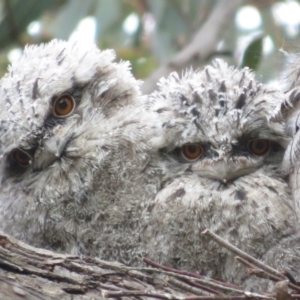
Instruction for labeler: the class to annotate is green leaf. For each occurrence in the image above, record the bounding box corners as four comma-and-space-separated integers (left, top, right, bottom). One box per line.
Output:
240, 35, 264, 71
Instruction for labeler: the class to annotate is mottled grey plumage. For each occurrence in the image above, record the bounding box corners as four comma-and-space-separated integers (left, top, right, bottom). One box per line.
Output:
282, 56, 300, 221
0, 39, 163, 265
142, 60, 299, 288
2, 40, 300, 290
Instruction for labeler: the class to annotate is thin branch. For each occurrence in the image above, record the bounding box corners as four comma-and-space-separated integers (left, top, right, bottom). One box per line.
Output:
203, 230, 300, 294
166, 277, 208, 296
142, 0, 246, 94
170, 0, 243, 66
103, 290, 274, 300
235, 257, 283, 283
202, 229, 285, 280
142, 257, 243, 291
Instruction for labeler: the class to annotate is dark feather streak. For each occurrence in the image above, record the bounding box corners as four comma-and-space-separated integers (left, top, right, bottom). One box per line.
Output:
235, 93, 246, 109
235, 189, 246, 201
32, 78, 39, 100
166, 188, 186, 202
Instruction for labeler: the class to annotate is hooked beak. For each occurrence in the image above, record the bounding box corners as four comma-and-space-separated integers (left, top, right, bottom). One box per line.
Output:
34, 123, 76, 169
197, 157, 261, 183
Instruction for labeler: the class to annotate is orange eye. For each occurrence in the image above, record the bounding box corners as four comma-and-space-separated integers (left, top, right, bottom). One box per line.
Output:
181, 144, 203, 161
248, 139, 270, 156
11, 149, 32, 167
53, 94, 75, 117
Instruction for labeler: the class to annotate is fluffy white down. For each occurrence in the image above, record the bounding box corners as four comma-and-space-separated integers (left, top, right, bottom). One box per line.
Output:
0, 39, 164, 265
1, 41, 300, 292
141, 60, 300, 290
282, 57, 300, 225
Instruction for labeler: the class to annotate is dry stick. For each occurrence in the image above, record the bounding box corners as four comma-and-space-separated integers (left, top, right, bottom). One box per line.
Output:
143, 257, 243, 291
178, 278, 226, 296
103, 290, 274, 300
203, 230, 300, 294
236, 254, 300, 294
202, 230, 285, 279
94, 259, 220, 293
234, 260, 283, 298
235, 257, 283, 282
139, 264, 244, 294
236, 256, 300, 292
166, 277, 208, 296
93, 256, 225, 294
106, 262, 238, 295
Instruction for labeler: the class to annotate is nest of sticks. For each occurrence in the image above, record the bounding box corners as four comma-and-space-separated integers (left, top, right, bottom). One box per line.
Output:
0, 229, 299, 300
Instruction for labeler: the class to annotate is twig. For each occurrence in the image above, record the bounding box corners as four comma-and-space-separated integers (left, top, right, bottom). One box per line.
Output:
178, 278, 225, 296
202, 229, 285, 280
204, 230, 300, 293
166, 277, 207, 296
235, 257, 283, 282
87, 257, 243, 295
143, 257, 243, 291
248, 269, 286, 284
103, 290, 274, 300
237, 256, 300, 293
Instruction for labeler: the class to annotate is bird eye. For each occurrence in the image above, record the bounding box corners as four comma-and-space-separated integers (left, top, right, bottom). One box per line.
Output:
53, 94, 75, 117
11, 149, 32, 167
247, 139, 270, 156
181, 144, 203, 161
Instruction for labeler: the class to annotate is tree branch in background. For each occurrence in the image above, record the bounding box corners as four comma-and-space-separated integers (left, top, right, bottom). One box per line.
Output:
142, 0, 246, 94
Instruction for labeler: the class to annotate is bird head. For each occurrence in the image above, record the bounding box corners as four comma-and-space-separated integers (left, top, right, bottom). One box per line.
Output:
0, 40, 161, 259
149, 59, 289, 184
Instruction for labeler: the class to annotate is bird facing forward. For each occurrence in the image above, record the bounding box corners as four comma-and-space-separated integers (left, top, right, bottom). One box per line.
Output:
0, 39, 163, 265
142, 59, 299, 288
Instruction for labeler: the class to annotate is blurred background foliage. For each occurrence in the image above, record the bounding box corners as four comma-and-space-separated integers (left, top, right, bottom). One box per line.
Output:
0, 0, 299, 92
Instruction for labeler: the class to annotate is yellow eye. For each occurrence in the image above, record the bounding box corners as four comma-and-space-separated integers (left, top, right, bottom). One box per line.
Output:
53, 94, 75, 117
181, 144, 203, 161
248, 139, 271, 156
11, 149, 32, 167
